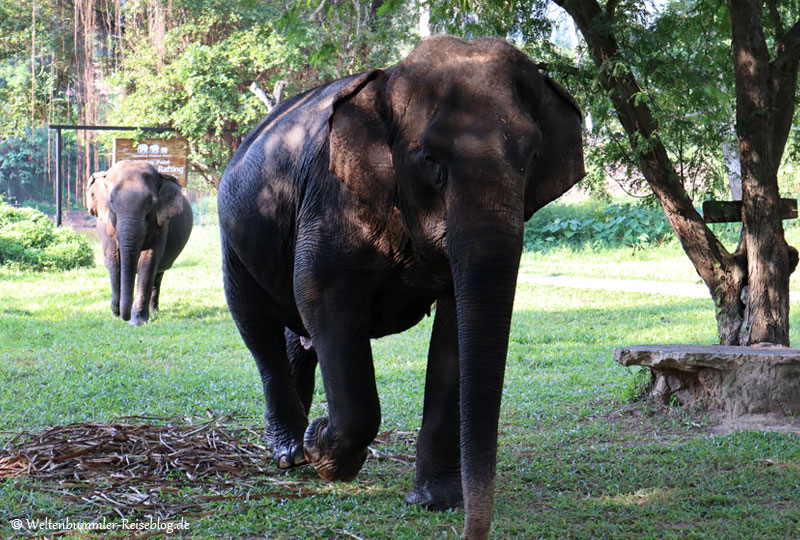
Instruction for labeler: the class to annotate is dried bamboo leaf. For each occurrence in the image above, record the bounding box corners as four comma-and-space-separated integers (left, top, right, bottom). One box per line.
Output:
0, 415, 335, 520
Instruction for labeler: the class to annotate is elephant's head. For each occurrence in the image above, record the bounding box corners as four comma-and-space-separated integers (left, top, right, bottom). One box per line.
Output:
329, 36, 584, 539
87, 160, 185, 322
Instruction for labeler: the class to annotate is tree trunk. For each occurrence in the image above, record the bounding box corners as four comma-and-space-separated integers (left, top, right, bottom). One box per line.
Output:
728, 0, 800, 345
556, 0, 747, 344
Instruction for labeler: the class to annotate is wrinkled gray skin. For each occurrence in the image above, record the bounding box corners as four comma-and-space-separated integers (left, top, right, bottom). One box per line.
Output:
87, 160, 193, 326
218, 36, 585, 539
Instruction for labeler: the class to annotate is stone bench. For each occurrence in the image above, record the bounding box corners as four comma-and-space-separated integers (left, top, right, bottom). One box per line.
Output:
615, 345, 800, 419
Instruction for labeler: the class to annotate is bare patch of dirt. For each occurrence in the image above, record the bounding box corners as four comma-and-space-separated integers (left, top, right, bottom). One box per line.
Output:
705, 413, 800, 435
606, 398, 800, 440
601, 400, 707, 446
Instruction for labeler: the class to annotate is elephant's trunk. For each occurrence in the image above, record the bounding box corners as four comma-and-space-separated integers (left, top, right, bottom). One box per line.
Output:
446, 181, 524, 540
117, 219, 144, 322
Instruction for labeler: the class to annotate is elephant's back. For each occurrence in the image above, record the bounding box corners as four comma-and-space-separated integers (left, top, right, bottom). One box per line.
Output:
218, 73, 367, 231
220, 75, 366, 190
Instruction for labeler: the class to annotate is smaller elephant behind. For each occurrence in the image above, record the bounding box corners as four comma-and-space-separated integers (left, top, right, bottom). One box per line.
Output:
87, 160, 193, 325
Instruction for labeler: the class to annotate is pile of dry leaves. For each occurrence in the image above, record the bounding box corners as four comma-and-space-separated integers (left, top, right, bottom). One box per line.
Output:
0, 413, 416, 530
0, 413, 307, 523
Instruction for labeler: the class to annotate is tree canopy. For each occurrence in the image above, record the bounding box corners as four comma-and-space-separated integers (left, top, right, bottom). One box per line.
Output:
4, 1, 799, 194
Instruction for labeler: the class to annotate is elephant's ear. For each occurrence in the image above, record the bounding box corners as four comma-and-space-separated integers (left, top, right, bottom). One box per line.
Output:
155, 174, 185, 227
86, 171, 109, 223
544, 76, 582, 119
521, 72, 585, 219
328, 70, 395, 212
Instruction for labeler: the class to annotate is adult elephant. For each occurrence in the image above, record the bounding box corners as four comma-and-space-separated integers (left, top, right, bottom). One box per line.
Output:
87, 160, 193, 326
218, 36, 584, 539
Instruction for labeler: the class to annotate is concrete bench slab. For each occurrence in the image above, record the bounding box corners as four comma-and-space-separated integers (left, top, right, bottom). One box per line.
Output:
615, 345, 800, 419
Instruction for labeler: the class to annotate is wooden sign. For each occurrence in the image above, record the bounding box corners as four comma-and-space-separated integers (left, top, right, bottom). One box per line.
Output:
113, 138, 189, 186
702, 199, 798, 223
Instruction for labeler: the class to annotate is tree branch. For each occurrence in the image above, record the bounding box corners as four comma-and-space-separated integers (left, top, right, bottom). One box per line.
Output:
249, 80, 287, 113
766, 0, 784, 38
773, 18, 800, 73
768, 18, 800, 169
309, 0, 328, 22
605, 0, 619, 19
249, 82, 272, 108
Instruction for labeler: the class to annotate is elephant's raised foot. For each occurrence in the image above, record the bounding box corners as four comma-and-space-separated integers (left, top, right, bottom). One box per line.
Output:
303, 417, 367, 481
405, 478, 464, 511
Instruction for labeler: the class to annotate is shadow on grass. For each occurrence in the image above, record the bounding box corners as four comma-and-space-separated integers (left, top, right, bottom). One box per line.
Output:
167, 305, 231, 321
494, 423, 800, 539
1, 307, 33, 317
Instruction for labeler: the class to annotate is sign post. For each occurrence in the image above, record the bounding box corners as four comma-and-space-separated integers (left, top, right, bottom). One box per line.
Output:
113, 138, 190, 186
48, 124, 209, 226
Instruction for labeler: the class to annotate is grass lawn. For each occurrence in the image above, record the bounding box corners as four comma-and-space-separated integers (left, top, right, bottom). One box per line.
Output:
521, 225, 800, 291
1, 224, 799, 539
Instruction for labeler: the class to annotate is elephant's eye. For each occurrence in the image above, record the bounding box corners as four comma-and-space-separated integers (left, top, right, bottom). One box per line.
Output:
420, 153, 447, 191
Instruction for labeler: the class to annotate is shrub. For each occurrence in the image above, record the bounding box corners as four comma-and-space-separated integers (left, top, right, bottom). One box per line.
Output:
21, 199, 58, 215
524, 201, 674, 250
0, 201, 94, 271
1, 214, 56, 250
0, 236, 37, 267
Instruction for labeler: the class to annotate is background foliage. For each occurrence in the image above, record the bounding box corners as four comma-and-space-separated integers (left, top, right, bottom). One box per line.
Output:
524, 201, 674, 250
1, 1, 799, 212
0, 200, 94, 270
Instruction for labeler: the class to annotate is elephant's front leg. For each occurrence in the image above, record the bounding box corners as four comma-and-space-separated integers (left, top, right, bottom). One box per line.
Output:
130, 249, 159, 326
108, 252, 122, 317
100, 229, 121, 316
405, 293, 463, 510
298, 283, 381, 482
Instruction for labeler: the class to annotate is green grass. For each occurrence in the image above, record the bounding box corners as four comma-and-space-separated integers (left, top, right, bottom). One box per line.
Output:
521, 225, 800, 289
1, 225, 799, 539
519, 242, 702, 283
